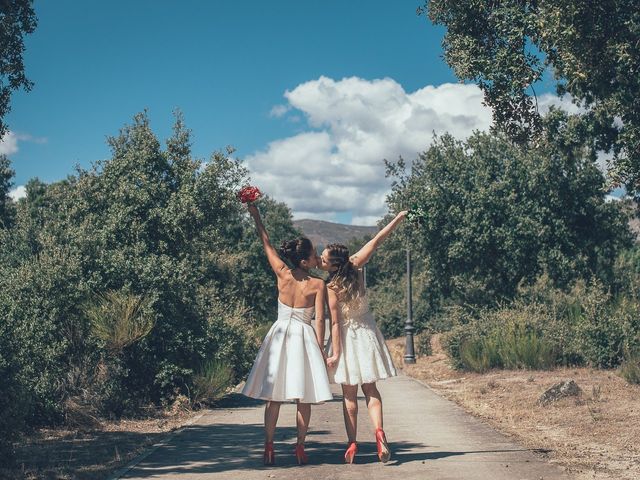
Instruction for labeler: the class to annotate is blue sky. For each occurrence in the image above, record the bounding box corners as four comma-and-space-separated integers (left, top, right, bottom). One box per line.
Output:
4, 0, 565, 224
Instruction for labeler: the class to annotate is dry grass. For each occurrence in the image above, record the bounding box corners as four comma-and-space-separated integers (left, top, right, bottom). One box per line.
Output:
0, 409, 199, 480
388, 335, 640, 480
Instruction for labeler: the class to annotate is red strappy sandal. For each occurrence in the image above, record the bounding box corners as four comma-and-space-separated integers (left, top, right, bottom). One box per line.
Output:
344, 441, 358, 464
375, 428, 391, 463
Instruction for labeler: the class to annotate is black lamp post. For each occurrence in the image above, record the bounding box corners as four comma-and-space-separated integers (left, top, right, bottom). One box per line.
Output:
404, 247, 416, 364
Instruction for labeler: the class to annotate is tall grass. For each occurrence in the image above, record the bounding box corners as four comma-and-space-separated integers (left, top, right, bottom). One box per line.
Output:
84, 291, 155, 352
458, 328, 554, 373
190, 360, 234, 407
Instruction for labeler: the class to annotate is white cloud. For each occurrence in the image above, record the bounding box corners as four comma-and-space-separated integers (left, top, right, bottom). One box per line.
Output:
247, 76, 583, 226
247, 77, 493, 225
0, 131, 47, 156
9, 185, 26, 201
537, 92, 584, 115
269, 104, 290, 118
0, 131, 19, 155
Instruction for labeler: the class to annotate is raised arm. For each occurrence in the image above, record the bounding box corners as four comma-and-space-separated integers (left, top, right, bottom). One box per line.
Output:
247, 203, 287, 275
350, 210, 408, 268
314, 283, 327, 351
325, 287, 342, 368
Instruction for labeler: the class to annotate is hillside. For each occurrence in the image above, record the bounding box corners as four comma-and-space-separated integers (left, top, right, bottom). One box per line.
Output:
293, 219, 378, 248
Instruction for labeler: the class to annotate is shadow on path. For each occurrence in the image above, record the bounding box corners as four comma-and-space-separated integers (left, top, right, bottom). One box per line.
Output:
123, 418, 546, 478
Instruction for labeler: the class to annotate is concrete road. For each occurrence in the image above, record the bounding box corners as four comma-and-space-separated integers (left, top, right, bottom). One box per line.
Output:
115, 374, 571, 479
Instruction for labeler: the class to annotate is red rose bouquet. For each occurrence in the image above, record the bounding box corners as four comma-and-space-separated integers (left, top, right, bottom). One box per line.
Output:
237, 185, 262, 203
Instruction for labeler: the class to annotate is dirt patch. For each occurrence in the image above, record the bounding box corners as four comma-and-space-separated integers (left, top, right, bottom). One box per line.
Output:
1, 409, 201, 480
388, 335, 640, 480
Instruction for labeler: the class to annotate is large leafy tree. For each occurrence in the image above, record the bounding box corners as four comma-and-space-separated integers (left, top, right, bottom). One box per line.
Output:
0, 0, 37, 138
420, 1, 640, 191
386, 131, 632, 306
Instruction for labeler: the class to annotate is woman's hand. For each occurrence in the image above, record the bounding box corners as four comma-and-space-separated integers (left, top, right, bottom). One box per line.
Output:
397, 210, 409, 219
326, 355, 339, 368
247, 202, 259, 215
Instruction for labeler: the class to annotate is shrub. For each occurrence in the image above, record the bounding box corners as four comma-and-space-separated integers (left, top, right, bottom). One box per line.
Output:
619, 355, 640, 385
85, 291, 155, 353
444, 304, 556, 372
190, 360, 234, 407
416, 332, 433, 357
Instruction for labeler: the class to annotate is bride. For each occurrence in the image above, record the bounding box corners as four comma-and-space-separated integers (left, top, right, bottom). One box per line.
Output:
317, 210, 408, 464
241, 202, 340, 466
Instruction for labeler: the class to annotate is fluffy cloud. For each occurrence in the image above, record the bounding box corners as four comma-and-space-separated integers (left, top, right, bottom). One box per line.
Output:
9, 185, 26, 201
246, 76, 493, 225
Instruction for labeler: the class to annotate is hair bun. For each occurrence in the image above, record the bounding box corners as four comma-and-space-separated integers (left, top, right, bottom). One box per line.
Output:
278, 237, 313, 268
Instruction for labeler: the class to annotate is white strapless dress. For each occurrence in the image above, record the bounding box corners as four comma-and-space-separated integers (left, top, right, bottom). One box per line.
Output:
242, 300, 333, 404
327, 293, 397, 386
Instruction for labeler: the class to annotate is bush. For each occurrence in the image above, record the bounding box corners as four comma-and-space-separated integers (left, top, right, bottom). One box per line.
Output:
444, 304, 556, 372
85, 290, 155, 353
0, 327, 28, 466
190, 360, 234, 407
619, 355, 640, 385
416, 332, 433, 357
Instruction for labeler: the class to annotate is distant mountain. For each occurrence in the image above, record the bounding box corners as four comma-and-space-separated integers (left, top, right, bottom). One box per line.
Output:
293, 219, 378, 248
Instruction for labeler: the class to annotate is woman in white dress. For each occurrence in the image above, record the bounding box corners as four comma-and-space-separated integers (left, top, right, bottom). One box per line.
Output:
241, 203, 337, 466
318, 210, 408, 464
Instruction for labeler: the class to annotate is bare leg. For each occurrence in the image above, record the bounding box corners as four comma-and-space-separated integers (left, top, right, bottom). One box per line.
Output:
296, 401, 311, 444
341, 384, 359, 442
362, 382, 390, 462
361, 382, 383, 430
264, 401, 282, 443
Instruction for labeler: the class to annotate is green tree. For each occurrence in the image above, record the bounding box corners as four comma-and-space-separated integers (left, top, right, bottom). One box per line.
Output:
0, 111, 264, 423
0, 0, 37, 137
387, 131, 632, 306
420, 1, 640, 191
0, 155, 15, 228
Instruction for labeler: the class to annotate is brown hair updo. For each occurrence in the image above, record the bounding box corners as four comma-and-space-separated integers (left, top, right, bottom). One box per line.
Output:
278, 237, 314, 268
325, 243, 361, 301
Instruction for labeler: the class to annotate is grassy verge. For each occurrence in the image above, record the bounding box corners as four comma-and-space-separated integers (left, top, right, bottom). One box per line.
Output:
388, 335, 640, 480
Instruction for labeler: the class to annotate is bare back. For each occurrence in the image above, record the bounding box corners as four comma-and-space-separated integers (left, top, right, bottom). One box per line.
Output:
277, 269, 324, 309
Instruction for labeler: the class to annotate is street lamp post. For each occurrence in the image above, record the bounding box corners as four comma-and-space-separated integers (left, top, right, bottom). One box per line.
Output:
404, 247, 416, 364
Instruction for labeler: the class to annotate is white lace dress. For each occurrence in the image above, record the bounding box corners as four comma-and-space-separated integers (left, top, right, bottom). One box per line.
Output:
327, 292, 397, 386
242, 299, 333, 404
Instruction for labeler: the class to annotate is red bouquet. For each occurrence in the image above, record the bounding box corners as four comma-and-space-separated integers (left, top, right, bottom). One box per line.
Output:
237, 185, 262, 203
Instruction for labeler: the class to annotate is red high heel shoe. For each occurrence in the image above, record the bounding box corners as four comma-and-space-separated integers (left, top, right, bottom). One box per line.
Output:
375, 428, 391, 463
344, 441, 358, 464
294, 443, 308, 465
263, 441, 275, 466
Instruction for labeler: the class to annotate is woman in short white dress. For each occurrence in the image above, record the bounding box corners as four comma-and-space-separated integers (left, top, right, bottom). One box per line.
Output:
318, 210, 407, 464
241, 203, 339, 466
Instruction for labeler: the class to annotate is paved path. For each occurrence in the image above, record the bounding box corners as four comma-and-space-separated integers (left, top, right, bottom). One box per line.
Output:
116, 374, 571, 480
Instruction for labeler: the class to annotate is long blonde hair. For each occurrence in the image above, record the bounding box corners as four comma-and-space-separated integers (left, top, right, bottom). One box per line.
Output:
325, 243, 361, 302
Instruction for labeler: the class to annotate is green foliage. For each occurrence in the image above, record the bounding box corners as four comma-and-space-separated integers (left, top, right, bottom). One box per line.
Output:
85, 291, 155, 353
0, 0, 37, 137
445, 305, 556, 372
189, 360, 234, 407
0, 155, 16, 228
421, 0, 640, 191
443, 276, 640, 372
0, 111, 294, 460
416, 331, 433, 357
0, 308, 28, 466
386, 132, 632, 306
619, 355, 640, 385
